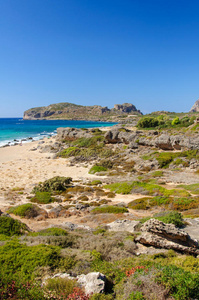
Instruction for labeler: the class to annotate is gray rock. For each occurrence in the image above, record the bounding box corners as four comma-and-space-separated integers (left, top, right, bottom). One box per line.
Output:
77, 272, 106, 295
106, 219, 141, 233
190, 99, 199, 112
136, 219, 199, 255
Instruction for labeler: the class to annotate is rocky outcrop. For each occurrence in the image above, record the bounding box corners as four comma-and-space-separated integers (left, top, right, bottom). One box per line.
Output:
113, 103, 142, 114
104, 127, 199, 150
190, 99, 199, 112
106, 219, 141, 232
56, 127, 93, 141
23, 102, 142, 120
136, 219, 199, 255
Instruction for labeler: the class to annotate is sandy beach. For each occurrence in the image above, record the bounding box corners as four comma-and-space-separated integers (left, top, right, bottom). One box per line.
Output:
0, 136, 147, 230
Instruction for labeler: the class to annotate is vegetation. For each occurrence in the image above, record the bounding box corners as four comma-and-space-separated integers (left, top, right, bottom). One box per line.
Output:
89, 165, 108, 174
7, 203, 42, 218
137, 114, 195, 129
32, 176, 72, 193
0, 216, 29, 236
91, 205, 128, 214
30, 191, 55, 204
28, 227, 68, 237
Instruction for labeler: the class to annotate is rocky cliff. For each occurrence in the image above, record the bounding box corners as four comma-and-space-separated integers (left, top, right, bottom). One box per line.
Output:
23, 102, 142, 120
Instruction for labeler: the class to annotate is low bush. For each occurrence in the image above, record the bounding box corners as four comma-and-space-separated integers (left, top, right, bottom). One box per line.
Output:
154, 211, 184, 227
89, 165, 108, 174
0, 216, 29, 236
156, 264, 199, 299
8, 203, 41, 218
91, 205, 128, 214
89, 180, 102, 185
32, 176, 72, 193
137, 117, 159, 128
30, 191, 55, 204
0, 240, 68, 281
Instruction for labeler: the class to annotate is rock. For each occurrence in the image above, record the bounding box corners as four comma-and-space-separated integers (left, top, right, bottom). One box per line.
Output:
77, 272, 106, 295
190, 99, 199, 112
48, 206, 71, 218
56, 127, 93, 141
62, 222, 91, 231
106, 219, 141, 233
136, 219, 199, 255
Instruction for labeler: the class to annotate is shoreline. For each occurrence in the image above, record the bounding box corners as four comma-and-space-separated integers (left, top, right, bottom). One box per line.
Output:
0, 119, 117, 148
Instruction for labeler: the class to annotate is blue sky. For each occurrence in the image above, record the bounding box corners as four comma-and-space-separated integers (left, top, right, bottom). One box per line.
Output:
1, 0, 199, 117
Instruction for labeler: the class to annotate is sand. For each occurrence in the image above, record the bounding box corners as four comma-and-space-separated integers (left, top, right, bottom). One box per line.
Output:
0, 136, 148, 230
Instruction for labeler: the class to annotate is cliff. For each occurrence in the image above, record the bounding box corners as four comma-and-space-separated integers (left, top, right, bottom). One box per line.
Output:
23, 102, 142, 120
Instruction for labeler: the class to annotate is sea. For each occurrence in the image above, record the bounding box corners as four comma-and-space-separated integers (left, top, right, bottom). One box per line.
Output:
0, 118, 117, 147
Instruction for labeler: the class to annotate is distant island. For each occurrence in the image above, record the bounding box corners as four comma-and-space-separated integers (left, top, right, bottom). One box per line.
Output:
23, 102, 142, 121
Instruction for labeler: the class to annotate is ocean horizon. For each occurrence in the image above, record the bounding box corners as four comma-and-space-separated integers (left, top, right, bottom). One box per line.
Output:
0, 118, 117, 147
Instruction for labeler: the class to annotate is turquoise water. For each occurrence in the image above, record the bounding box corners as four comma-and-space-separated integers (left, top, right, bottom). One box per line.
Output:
0, 118, 117, 147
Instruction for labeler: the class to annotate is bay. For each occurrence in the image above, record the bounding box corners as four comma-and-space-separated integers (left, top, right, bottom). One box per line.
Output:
0, 118, 117, 147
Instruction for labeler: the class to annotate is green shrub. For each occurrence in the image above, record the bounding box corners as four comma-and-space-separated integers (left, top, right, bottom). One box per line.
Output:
154, 211, 184, 227
172, 117, 180, 126
91, 205, 128, 214
31, 191, 55, 204
90, 180, 102, 185
89, 165, 108, 174
58, 146, 79, 157
7, 203, 40, 218
156, 264, 199, 299
127, 291, 145, 300
0, 216, 29, 236
137, 117, 159, 128
0, 240, 66, 281
32, 176, 72, 193
128, 197, 151, 210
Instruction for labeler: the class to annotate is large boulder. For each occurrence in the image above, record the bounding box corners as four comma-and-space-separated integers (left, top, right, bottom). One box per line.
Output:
136, 219, 199, 255
106, 219, 141, 232
77, 272, 106, 295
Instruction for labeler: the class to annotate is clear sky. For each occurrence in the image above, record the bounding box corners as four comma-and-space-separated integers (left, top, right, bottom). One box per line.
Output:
1, 0, 199, 117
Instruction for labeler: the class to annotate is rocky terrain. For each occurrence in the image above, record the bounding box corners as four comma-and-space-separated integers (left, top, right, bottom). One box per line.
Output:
23, 102, 142, 121
2, 112, 199, 299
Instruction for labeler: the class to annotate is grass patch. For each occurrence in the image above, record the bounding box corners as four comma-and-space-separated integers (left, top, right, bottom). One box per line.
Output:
178, 183, 199, 195
28, 227, 68, 237
91, 205, 128, 214
105, 181, 190, 198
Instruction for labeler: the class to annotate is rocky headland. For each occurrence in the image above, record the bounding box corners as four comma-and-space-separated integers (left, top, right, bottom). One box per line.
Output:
23, 102, 142, 121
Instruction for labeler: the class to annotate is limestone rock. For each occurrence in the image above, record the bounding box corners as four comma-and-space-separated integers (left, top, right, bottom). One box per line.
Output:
136, 219, 199, 255
106, 219, 141, 233
190, 99, 199, 112
77, 272, 106, 295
